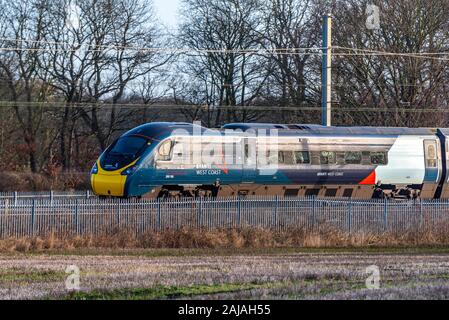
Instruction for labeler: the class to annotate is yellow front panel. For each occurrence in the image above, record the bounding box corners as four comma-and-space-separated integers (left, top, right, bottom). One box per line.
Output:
90, 160, 138, 196
91, 173, 127, 196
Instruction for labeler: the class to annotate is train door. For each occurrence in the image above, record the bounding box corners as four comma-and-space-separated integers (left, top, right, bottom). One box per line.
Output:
421, 139, 441, 199
241, 137, 257, 183
423, 139, 440, 182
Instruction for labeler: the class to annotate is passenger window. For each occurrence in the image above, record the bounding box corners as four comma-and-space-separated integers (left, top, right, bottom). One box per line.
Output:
320, 151, 336, 165
278, 151, 294, 165
158, 140, 172, 161
294, 151, 310, 164
361, 151, 371, 165
223, 142, 238, 165
265, 150, 278, 165
345, 152, 362, 164
278, 151, 284, 163
370, 152, 387, 165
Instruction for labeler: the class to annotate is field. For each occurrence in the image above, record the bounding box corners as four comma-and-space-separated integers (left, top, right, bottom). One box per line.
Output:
2, 247, 449, 300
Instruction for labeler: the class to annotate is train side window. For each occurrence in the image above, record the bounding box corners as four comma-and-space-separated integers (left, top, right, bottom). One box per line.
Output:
158, 140, 173, 161
265, 150, 278, 165
320, 151, 336, 165
336, 152, 345, 165
294, 151, 310, 164
370, 152, 387, 165
278, 151, 294, 165
345, 152, 362, 164
223, 141, 238, 165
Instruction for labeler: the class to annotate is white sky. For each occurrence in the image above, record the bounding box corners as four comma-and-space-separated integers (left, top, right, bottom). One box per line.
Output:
153, 0, 181, 28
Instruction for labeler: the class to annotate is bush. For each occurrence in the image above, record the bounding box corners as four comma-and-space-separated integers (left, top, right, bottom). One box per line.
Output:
0, 171, 90, 192
0, 172, 28, 191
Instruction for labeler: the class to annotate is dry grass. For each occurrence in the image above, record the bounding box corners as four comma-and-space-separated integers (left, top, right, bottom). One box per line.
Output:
2, 224, 449, 253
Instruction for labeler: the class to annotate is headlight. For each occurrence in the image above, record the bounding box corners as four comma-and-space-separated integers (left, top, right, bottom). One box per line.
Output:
121, 165, 137, 176
91, 162, 98, 174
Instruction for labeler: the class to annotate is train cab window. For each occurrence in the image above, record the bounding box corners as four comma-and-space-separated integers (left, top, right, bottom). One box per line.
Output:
320, 151, 336, 165
158, 140, 173, 161
278, 151, 294, 165
294, 151, 310, 164
370, 152, 387, 165
345, 152, 362, 164
109, 136, 147, 157
102, 136, 148, 170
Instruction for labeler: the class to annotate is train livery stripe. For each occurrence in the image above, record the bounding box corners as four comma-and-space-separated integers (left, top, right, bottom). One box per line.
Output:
358, 171, 376, 185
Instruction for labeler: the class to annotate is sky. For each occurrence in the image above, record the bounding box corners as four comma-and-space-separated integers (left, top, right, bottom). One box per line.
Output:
153, 0, 181, 28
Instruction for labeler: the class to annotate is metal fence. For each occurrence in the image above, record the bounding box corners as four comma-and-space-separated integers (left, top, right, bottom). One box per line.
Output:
1, 196, 449, 238
0, 190, 94, 202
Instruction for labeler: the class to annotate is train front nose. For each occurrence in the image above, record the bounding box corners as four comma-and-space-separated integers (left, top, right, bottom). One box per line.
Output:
90, 162, 128, 197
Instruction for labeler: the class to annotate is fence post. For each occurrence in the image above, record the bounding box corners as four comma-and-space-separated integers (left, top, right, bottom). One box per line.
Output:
312, 196, 316, 231
348, 198, 352, 234
157, 198, 161, 230
14, 191, 18, 206
50, 190, 54, 205
237, 196, 241, 227
419, 199, 423, 230
86, 190, 90, 199
0, 199, 4, 238
31, 199, 36, 236
273, 195, 279, 230
117, 199, 121, 227
383, 198, 388, 231
74, 199, 79, 234
197, 197, 202, 228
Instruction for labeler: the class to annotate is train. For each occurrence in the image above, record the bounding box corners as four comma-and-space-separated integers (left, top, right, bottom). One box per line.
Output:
90, 122, 449, 199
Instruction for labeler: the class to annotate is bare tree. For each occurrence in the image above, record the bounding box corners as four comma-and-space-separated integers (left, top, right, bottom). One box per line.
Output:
178, 0, 270, 126
262, 0, 322, 108
42, 0, 172, 170
332, 0, 449, 126
0, 0, 54, 172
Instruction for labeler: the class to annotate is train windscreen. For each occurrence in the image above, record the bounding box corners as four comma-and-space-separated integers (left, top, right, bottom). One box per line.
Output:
101, 136, 148, 170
